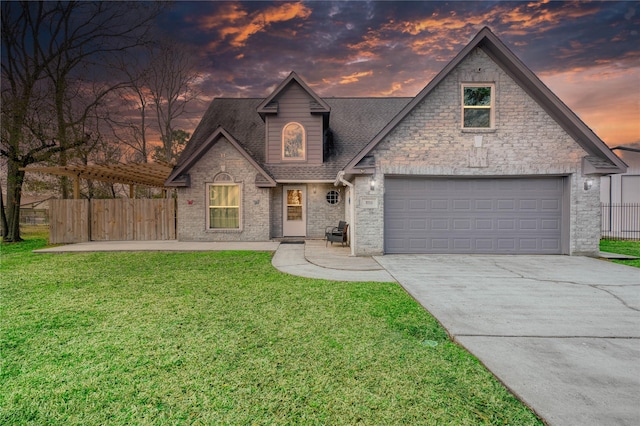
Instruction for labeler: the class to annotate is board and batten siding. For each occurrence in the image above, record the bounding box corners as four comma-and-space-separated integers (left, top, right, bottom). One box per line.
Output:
265, 81, 323, 164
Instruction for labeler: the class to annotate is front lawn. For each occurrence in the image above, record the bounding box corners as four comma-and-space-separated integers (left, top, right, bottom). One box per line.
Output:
600, 239, 640, 268
1, 230, 541, 425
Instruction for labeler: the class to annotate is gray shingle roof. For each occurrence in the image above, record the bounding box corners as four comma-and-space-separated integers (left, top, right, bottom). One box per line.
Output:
175, 97, 411, 182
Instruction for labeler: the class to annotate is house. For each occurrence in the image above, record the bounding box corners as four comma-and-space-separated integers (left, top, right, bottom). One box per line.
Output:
600, 147, 640, 240
166, 27, 626, 256
601, 147, 640, 205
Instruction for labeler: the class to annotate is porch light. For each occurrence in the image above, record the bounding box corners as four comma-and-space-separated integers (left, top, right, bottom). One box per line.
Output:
370, 176, 376, 191
584, 178, 593, 191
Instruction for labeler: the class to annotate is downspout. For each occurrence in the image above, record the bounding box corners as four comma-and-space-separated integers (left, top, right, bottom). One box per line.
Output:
335, 171, 355, 256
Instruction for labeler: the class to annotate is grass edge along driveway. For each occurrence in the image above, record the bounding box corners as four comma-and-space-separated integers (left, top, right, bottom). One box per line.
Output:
1, 232, 541, 425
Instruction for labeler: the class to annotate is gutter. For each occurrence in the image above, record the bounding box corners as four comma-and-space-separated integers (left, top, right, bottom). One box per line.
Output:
335, 171, 355, 256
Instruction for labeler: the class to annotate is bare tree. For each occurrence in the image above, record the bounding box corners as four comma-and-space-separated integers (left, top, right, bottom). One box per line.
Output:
107, 54, 154, 163
1, 1, 160, 242
107, 38, 201, 165
148, 39, 201, 163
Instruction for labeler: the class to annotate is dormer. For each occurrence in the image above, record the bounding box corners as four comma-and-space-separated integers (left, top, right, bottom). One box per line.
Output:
257, 72, 330, 165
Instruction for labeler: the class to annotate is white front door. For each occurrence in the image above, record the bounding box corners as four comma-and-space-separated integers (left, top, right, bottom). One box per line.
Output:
283, 185, 306, 237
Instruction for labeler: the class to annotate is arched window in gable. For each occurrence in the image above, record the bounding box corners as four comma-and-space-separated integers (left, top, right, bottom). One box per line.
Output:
282, 122, 305, 160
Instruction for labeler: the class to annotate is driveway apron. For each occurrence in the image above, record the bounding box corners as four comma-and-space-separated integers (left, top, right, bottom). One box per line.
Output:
375, 255, 640, 426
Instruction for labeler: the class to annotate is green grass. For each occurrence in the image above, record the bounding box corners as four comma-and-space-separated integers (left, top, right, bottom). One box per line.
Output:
600, 239, 640, 268
1, 228, 542, 425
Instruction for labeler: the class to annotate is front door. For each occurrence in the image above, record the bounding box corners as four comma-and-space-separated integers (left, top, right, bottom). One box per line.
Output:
283, 185, 306, 237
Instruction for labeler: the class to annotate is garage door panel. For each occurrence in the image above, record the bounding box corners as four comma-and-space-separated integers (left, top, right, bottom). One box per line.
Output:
497, 199, 516, 210
408, 198, 426, 208
430, 199, 449, 210
519, 199, 538, 210
475, 239, 494, 250
430, 219, 449, 230
541, 219, 560, 230
384, 177, 563, 254
475, 199, 493, 209
453, 199, 471, 210
497, 219, 516, 230
476, 219, 493, 230
453, 219, 471, 230
542, 239, 561, 250
409, 219, 427, 230
541, 199, 560, 211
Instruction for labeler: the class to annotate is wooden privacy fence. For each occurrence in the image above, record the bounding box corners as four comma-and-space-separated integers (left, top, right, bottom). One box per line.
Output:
601, 203, 640, 241
50, 198, 176, 244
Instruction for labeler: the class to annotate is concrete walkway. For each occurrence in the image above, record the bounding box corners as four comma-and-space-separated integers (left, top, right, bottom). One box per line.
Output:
272, 240, 394, 282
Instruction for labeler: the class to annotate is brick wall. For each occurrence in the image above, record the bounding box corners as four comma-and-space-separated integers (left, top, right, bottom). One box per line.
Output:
307, 184, 345, 238
355, 47, 599, 255
177, 137, 271, 241
269, 183, 345, 239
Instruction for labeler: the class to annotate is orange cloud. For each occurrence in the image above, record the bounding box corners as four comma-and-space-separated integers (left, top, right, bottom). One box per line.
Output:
347, 2, 604, 58
196, 3, 248, 30
198, 2, 312, 48
339, 70, 373, 84
541, 64, 640, 147
379, 81, 404, 96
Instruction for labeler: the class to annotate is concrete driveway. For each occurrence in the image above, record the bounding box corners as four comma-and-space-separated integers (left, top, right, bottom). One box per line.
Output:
375, 255, 640, 426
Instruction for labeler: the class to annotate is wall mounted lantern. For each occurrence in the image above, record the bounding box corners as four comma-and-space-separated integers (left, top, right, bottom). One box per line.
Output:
584, 178, 594, 191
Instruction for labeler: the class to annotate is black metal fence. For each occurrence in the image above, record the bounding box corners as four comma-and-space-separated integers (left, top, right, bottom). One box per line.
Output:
601, 203, 640, 241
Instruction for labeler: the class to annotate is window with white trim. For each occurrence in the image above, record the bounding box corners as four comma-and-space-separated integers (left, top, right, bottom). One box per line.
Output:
462, 84, 494, 129
208, 183, 240, 229
282, 122, 305, 160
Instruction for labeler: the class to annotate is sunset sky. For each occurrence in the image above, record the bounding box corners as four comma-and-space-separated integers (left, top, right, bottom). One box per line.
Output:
157, 0, 639, 162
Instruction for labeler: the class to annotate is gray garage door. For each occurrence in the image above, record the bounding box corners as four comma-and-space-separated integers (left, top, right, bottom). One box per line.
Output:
384, 177, 564, 254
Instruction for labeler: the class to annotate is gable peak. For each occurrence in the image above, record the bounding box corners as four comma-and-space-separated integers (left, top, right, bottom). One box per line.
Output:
257, 71, 330, 116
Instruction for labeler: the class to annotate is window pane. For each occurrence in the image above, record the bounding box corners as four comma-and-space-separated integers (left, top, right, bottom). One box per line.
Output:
210, 207, 239, 228
287, 189, 302, 206
283, 123, 304, 158
209, 184, 240, 229
287, 206, 302, 221
464, 87, 491, 106
210, 185, 239, 207
464, 109, 491, 128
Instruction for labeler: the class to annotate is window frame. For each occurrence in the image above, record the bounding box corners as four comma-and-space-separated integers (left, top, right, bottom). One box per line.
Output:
326, 190, 341, 205
206, 182, 242, 231
461, 83, 495, 130
282, 122, 306, 161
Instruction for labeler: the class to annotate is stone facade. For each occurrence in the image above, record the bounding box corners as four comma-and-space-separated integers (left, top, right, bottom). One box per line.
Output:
306, 184, 346, 239
353, 48, 600, 256
269, 183, 345, 239
177, 137, 271, 241
177, 138, 345, 241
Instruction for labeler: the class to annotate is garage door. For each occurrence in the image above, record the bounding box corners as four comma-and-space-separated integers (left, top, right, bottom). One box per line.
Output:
384, 177, 564, 254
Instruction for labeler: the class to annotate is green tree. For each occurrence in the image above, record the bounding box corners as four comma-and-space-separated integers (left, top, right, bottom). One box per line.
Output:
152, 129, 190, 164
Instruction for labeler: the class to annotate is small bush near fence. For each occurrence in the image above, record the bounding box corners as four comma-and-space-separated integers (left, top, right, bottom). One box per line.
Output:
601, 203, 640, 241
